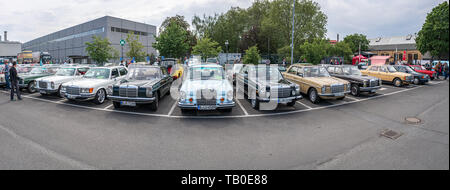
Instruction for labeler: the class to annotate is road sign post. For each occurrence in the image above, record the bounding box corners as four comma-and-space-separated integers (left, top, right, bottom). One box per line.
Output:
120, 40, 125, 62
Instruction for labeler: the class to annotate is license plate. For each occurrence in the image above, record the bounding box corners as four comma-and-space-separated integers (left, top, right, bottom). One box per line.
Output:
120, 101, 136, 107
278, 98, 291, 103
67, 95, 76, 99
335, 93, 344, 97
198, 105, 216, 110
40, 90, 46, 94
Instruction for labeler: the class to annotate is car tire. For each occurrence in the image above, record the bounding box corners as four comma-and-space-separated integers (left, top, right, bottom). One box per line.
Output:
351, 84, 360, 96
393, 78, 403, 87
308, 88, 320, 104
413, 77, 420, 85
251, 98, 260, 110
113, 101, 121, 109
93, 89, 106, 105
57, 85, 63, 98
149, 92, 159, 110
286, 100, 295, 107
27, 81, 36, 93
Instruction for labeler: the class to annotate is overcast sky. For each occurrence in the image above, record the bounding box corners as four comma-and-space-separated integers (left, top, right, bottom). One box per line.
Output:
0, 0, 447, 43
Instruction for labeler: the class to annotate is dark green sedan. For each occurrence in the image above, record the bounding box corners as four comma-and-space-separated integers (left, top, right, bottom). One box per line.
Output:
18, 66, 60, 93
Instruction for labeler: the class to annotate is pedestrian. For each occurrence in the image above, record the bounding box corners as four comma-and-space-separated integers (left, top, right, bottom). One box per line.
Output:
9, 62, 22, 101
434, 62, 441, 79
281, 58, 287, 68
4, 60, 11, 90
443, 63, 449, 80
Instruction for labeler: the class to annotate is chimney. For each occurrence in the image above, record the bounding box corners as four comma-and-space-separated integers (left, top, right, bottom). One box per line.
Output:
3, 31, 7, 41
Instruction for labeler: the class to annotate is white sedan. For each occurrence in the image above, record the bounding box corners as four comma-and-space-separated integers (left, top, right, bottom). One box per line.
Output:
36, 66, 90, 97
61, 66, 128, 104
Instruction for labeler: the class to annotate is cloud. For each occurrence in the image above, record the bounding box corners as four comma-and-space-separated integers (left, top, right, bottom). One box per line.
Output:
0, 0, 446, 43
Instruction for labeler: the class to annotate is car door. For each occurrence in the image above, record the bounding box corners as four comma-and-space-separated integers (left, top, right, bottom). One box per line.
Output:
160, 67, 171, 95
295, 67, 309, 94
284, 66, 298, 81
378, 66, 391, 81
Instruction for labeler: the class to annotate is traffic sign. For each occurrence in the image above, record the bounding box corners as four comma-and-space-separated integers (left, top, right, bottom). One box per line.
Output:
120, 40, 126, 46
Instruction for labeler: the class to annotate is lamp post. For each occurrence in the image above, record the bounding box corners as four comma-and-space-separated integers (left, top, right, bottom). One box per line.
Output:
290, 0, 295, 65
225, 40, 229, 65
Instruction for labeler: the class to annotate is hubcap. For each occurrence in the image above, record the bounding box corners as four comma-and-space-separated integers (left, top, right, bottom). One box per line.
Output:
251, 99, 256, 107
352, 86, 357, 95
310, 91, 316, 101
395, 80, 401, 86
414, 78, 419, 84
98, 90, 105, 103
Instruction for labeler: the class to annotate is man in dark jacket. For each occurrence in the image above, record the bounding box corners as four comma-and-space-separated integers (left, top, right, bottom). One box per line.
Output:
9, 62, 22, 101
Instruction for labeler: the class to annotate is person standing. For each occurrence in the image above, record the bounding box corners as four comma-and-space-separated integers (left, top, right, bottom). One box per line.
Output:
281, 58, 287, 68
4, 61, 11, 90
9, 62, 22, 101
434, 62, 441, 79
444, 63, 449, 80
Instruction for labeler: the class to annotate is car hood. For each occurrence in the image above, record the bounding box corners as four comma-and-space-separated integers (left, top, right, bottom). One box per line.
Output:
63, 78, 111, 88
118, 79, 159, 88
256, 78, 294, 88
393, 72, 413, 77
349, 75, 379, 81
303, 77, 348, 86
181, 80, 233, 93
37, 75, 75, 83
19, 73, 49, 79
415, 69, 435, 74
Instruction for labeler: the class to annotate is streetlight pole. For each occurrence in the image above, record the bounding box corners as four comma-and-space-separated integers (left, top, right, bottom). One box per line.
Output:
290, 0, 295, 65
225, 40, 229, 65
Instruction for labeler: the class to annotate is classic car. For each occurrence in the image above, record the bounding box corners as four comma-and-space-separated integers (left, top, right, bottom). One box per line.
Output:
325, 65, 382, 96
283, 64, 350, 104
236, 65, 302, 110
109, 64, 173, 110
206, 58, 219, 64
0, 65, 5, 87
18, 65, 60, 93
408, 65, 436, 80
178, 64, 235, 113
361, 65, 414, 87
393, 65, 429, 85
36, 66, 90, 97
60, 66, 128, 104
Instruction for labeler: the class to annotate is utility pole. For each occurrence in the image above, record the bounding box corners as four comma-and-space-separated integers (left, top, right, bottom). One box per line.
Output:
290, 0, 295, 65
268, 37, 270, 63
225, 40, 229, 65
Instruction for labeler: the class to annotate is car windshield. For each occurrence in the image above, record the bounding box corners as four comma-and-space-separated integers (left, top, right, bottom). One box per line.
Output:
55, 68, 76, 76
404, 66, 418, 74
189, 66, 224, 80
304, 66, 330, 77
83, 68, 110, 79
387, 66, 397, 73
247, 65, 284, 82
206, 58, 217, 63
342, 66, 362, 76
30, 67, 47, 74
127, 67, 161, 80
18, 66, 33, 73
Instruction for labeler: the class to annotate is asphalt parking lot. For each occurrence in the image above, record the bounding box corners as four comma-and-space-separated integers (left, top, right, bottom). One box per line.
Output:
0, 80, 448, 169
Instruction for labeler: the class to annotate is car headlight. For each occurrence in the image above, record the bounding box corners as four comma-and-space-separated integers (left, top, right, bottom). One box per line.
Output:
61, 86, 66, 92
295, 85, 300, 94
226, 91, 233, 101
363, 80, 368, 87
146, 88, 153, 97
321, 86, 326, 93
51, 82, 55, 89
347, 83, 351, 90
81, 88, 93, 93
180, 91, 186, 101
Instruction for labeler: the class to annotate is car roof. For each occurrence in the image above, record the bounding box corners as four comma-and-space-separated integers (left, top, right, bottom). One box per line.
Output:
190, 64, 222, 68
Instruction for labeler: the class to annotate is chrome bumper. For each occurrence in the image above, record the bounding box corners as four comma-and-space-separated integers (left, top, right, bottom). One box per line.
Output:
109, 96, 155, 103
319, 91, 350, 97
258, 95, 302, 103
63, 92, 96, 101
360, 86, 381, 92
178, 102, 236, 110
37, 88, 58, 94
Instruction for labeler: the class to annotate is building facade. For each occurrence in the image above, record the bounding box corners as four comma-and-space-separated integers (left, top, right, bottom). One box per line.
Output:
368, 34, 424, 64
22, 16, 157, 64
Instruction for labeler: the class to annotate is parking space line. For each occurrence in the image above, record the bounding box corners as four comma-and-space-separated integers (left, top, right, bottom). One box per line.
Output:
345, 96, 360, 102
236, 99, 249, 115
103, 104, 114, 110
379, 88, 387, 91
167, 101, 178, 116
296, 101, 312, 109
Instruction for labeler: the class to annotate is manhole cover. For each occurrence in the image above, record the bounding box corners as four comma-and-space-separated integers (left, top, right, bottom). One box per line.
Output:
405, 117, 422, 124
380, 129, 403, 140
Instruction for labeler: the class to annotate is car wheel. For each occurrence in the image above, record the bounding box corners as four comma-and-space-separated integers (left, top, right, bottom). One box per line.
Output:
57, 85, 63, 98
286, 100, 295, 107
93, 89, 106, 104
414, 78, 420, 85
27, 81, 36, 93
113, 101, 121, 109
351, 84, 360, 96
149, 92, 159, 110
308, 88, 320, 104
251, 98, 260, 110
393, 78, 403, 87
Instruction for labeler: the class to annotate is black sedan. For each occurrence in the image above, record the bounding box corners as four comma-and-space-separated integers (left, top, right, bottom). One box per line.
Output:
393, 65, 429, 85
326, 65, 382, 96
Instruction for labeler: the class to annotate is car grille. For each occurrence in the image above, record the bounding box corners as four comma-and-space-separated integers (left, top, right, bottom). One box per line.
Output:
66, 87, 80, 95
196, 89, 217, 105
119, 87, 138, 97
39, 81, 47, 89
331, 85, 345, 93
370, 80, 379, 87
271, 87, 292, 98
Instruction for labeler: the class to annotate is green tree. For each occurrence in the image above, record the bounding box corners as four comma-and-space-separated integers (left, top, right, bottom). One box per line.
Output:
328, 41, 353, 64
160, 15, 197, 54
85, 36, 118, 65
243, 46, 261, 65
343, 33, 370, 54
153, 22, 190, 59
416, 1, 449, 60
192, 37, 222, 61
299, 39, 330, 64
126, 32, 147, 62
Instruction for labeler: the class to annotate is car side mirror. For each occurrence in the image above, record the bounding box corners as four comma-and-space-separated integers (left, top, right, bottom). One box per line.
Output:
298, 73, 303, 77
